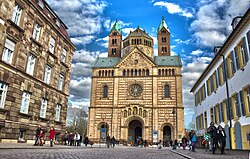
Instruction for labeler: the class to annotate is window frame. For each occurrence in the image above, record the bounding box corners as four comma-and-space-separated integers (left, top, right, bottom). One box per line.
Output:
103, 85, 108, 98
11, 2, 22, 26
40, 98, 47, 118
49, 37, 56, 54
20, 91, 31, 114
44, 65, 51, 84
2, 38, 15, 64
61, 49, 67, 63
32, 23, 41, 41
55, 104, 61, 121
0, 82, 8, 109
26, 54, 36, 76
58, 74, 64, 91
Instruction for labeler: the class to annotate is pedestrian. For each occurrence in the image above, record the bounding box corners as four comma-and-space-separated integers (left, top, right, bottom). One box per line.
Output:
74, 132, 80, 146
158, 140, 162, 149
170, 140, 173, 147
106, 134, 110, 148
181, 135, 188, 150
49, 126, 56, 147
63, 131, 68, 145
38, 130, 44, 146
217, 125, 226, 154
111, 136, 115, 148
84, 136, 89, 146
191, 132, 197, 152
208, 122, 218, 154
70, 133, 74, 146
34, 125, 42, 146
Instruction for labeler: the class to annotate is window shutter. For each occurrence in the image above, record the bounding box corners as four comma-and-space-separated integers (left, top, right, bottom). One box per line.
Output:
242, 36, 249, 63
234, 46, 240, 69
230, 51, 236, 73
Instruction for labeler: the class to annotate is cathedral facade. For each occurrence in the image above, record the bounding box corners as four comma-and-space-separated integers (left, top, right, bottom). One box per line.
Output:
88, 18, 184, 144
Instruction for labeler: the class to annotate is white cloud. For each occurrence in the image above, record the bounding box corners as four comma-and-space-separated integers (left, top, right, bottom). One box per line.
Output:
70, 78, 91, 100
122, 28, 136, 37
190, 49, 203, 55
96, 36, 109, 48
174, 38, 192, 45
153, 1, 194, 18
190, 0, 249, 47
47, 0, 108, 46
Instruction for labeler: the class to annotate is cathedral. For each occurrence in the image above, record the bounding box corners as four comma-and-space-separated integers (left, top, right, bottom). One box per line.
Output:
87, 17, 184, 145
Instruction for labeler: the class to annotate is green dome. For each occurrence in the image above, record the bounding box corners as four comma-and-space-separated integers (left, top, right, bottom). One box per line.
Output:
110, 19, 122, 34
157, 16, 170, 33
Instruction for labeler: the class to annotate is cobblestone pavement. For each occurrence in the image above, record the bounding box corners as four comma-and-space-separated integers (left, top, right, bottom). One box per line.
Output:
0, 143, 249, 159
170, 147, 250, 159
0, 146, 185, 159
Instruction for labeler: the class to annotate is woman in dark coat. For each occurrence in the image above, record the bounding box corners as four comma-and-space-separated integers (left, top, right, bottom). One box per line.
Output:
217, 125, 226, 154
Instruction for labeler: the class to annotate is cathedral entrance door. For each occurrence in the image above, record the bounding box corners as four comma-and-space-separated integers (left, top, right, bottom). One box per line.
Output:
163, 125, 171, 146
128, 120, 142, 145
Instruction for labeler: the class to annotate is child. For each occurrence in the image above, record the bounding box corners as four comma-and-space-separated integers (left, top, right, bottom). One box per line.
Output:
39, 130, 44, 146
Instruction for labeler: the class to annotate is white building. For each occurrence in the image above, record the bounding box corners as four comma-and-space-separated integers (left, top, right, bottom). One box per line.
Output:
190, 8, 250, 150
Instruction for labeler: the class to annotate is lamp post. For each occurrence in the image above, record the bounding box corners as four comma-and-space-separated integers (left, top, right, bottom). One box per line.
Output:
220, 54, 232, 150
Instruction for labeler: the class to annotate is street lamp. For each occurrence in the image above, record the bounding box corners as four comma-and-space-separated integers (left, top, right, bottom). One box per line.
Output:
220, 54, 232, 150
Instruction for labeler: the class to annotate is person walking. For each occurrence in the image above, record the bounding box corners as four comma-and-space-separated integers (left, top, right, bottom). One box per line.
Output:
38, 130, 44, 146
34, 125, 42, 146
106, 134, 110, 148
84, 136, 89, 146
49, 126, 56, 147
191, 132, 197, 152
181, 135, 188, 150
111, 136, 115, 148
75, 132, 80, 146
217, 125, 226, 154
208, 122, 218, 154
63, 131, 68, 145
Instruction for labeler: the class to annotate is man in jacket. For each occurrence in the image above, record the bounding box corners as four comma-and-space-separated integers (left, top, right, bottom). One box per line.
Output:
207, 122, 217, 154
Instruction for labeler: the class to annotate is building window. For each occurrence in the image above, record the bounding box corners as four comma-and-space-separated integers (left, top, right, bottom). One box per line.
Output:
20, 91, 30, 114
204, 111, 207, 129
58, 74, 64, 91
55, 104, 61, 121
210, 107, 214, 123
162, 37, 166, 43
219, 103, 224, 122
234, 46, 240, 70
61, 49, 67, 63
103, 85, 108, 98
234, 93, 241, 117
240, 37, 249, 65
111, 48, 116, 54
2, 38, 15, 64
11, 2, 22, 25
56, 19, 61, 27
40, 98, 47, 118
239, 90, 246, 116
44, 65, 51, 84
26, 54, 36, 76
112, 39, 117, 45
247, 86, 250, 113
164, 84, 170, 98
230, 51, 236, 74
0, 82, 8, 109
49, 37, 56, 54
146, 69, 149, 76
38, 0, 44, 9
32, 23, 41, 41
162, 47, 167, 53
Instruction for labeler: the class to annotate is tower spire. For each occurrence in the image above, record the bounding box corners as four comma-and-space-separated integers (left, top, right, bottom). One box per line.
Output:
157, 16, 170, 56
108, 19, 122, 57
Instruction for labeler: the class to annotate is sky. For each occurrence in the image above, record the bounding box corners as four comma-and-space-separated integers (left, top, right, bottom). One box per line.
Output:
46, 0, 250, 128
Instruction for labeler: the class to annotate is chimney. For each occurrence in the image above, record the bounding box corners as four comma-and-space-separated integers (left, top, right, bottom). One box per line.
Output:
213, 46, 221, 55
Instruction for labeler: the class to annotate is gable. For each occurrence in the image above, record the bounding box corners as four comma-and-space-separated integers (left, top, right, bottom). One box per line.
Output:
116, 47, 156, 68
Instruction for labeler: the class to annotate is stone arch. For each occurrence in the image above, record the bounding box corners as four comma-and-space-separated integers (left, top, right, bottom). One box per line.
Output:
161, 123, 174, 144
124, 115, 145, 128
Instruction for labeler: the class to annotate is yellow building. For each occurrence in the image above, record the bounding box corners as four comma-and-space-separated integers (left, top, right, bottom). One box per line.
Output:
88, 17, 184, 144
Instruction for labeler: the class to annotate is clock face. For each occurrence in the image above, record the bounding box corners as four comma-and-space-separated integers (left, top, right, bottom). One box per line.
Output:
129, 84, 142, 97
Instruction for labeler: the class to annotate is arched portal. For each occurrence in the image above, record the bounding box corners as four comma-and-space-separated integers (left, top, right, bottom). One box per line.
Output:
163, 125, 172, 145
128, 120, 143, 144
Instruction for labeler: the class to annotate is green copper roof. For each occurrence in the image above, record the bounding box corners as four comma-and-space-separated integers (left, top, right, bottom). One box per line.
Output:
157, 16, 170, 33
154, 56, 182, 66
92, 57, 121, 68
110, 20, 122, 34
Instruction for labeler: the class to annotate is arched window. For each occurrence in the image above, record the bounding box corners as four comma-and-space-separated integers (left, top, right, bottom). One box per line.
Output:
105, 70, 107, 77
137, 39, 139, 45
135, 69, 138, 76
111, 70, 114, 77
142, 69, 145, 76
103, 85, 108, 98
172, 69, 175, 75
140, 39, 142, 44
128, 108, 132, 116
123, 70, 126, 76
131, 69, 134, 76
169, 69, 171, 75
162, 69, 164, 76
108, 70, 111, 77
158, 69, 161, 76
146, 69, 149, 76
139, 69, 141, 76
165, 69, 168, 76
164, 84, 170, 98
139, 108, 142, 116
124, 110, 127, 118
127, 70, 130, 76
133, 107, 138, 115
99, 70, 101, 76
102, 70, 104, 77
143, 110, 147, 117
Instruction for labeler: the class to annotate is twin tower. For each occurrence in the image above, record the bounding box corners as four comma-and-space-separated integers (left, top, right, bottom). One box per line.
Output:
107, 17, 171, 58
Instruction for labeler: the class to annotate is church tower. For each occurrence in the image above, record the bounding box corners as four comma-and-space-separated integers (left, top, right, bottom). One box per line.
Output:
108, 20, 122, 57
157, 16, 170, 56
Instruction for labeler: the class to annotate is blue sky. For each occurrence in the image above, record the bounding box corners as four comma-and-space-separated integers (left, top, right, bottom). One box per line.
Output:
46, 0, 249, 128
